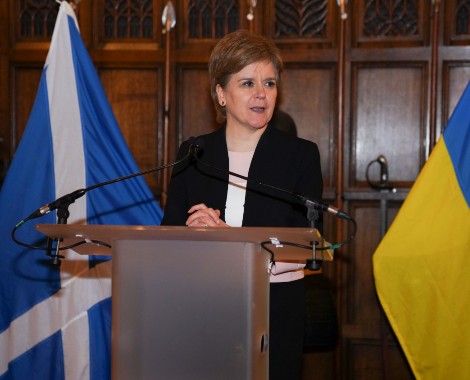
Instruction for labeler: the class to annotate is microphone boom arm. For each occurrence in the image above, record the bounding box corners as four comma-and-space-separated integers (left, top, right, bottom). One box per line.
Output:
12, 149, 195, 260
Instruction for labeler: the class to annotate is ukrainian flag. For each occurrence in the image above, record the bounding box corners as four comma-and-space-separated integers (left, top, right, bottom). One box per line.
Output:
373, 81, 470, 379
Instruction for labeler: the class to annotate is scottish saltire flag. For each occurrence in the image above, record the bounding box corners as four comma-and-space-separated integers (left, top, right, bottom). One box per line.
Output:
373, 81, 470, 379
0, 2, 162, 379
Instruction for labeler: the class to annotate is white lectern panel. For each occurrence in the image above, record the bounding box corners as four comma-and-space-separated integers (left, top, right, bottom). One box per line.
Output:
112, 239, 269, 380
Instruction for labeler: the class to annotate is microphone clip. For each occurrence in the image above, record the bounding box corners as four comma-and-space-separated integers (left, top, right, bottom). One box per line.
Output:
294, 193, 352, 221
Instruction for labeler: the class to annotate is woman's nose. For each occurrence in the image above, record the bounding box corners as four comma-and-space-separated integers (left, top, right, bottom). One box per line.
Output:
254, 84, 266, 99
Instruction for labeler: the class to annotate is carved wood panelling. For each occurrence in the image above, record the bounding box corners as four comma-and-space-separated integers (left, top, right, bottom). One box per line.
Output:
17, 0, 59, 40
12, 67, 42, 148
99, 68, 161, 193
341, 202, 413, 379
95, 0, 162, 48
351, 64, 426, 187
343, 203, 382, 326
444, 63, 470, 121
302, 349, 336, 379
271, 0, 336, 48
275, 0, 328, 38
363, 0, 419, 37
355, 0, 428, 47
346, 339, 414, 379
176, 65, 216, 161
279, 65, 336, 189
446, 0, 470, 44
186, 0, 240, 39
102, 0, 154, 39
455, 0, 470, 35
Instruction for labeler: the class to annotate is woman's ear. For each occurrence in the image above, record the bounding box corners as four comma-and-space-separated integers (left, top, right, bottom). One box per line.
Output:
216, 84, 225, 106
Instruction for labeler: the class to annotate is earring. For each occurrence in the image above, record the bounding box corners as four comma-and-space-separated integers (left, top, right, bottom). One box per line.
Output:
220, 100, 226, 107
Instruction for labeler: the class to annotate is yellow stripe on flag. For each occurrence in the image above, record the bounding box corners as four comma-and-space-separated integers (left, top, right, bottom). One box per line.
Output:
373, 138, 470, 379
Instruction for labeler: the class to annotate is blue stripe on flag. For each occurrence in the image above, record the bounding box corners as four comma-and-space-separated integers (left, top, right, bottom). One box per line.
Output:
89, 298, 112, 380
0, 71, 61, 335
0, 332, 65, 380
443, 80, 470, 207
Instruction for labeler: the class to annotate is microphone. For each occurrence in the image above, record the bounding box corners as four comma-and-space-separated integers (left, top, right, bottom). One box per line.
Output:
293, 194, 352, 221
188, 137, 204, 158
24, 189, 86, 222
18, 140, 198, 226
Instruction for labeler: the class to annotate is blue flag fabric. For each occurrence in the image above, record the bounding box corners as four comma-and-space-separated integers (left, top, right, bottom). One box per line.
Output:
0, 2, 162, 379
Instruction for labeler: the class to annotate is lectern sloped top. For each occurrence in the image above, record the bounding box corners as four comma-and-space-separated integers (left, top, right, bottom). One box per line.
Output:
36, 224, 333, 261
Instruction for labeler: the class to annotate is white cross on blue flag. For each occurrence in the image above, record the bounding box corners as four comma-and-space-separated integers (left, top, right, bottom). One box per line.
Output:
0, 2, 163, 379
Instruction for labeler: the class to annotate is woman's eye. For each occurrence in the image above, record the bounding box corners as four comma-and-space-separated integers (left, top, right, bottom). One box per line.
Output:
242, 81, 254, 87
265, 80, 277, 88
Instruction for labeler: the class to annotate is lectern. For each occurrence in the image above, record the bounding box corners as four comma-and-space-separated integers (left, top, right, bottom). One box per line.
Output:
37, 224, 327, 380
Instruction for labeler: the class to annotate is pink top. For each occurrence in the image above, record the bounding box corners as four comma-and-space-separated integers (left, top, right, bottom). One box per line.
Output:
226, 151, 305, 283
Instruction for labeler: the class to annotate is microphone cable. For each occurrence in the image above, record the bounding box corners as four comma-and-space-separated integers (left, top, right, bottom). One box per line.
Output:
259, 216, 357, 259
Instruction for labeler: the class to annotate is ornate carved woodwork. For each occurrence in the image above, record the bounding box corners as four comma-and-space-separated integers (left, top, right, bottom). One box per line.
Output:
363, 0, 419, 37
103, 0, 154, 39
274, 0, 328, 38
18, 0, 59, 39
187, 0, 240, 38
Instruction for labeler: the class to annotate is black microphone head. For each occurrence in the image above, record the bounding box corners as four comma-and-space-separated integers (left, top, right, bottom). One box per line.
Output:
188, 136, 204, 157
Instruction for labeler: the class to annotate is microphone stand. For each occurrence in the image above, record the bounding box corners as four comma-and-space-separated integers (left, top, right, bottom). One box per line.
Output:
48, 201, 72, 266
305, 206, 322, 271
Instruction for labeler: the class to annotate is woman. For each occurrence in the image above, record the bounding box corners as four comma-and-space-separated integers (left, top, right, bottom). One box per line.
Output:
161, 30, 323, 379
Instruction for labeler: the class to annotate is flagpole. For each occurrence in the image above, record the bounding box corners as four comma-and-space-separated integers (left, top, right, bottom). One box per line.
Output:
429, 0, 441, 156
161, 1, 176, 208
335, 0, 347, 376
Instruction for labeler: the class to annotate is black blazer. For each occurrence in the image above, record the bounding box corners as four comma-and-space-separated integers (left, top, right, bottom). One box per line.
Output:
161, 124, 323, 228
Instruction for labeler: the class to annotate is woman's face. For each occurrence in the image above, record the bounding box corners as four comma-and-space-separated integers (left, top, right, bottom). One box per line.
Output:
216, 60, 278, 132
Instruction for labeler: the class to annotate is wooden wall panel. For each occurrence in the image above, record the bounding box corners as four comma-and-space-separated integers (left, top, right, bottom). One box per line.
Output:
346, 339, 414, 380
352, 65, 426, 187
12, 67, 42, 148
341, 199, 404, 378
445, 0, 470, 46
353, 0, 429, 48
444, 63, 470, 120
280, 65, 336, 189
343, 203, 382, 327
99, 68, 161, 193
176, 65, 216, 148
302, 349, 336, 380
